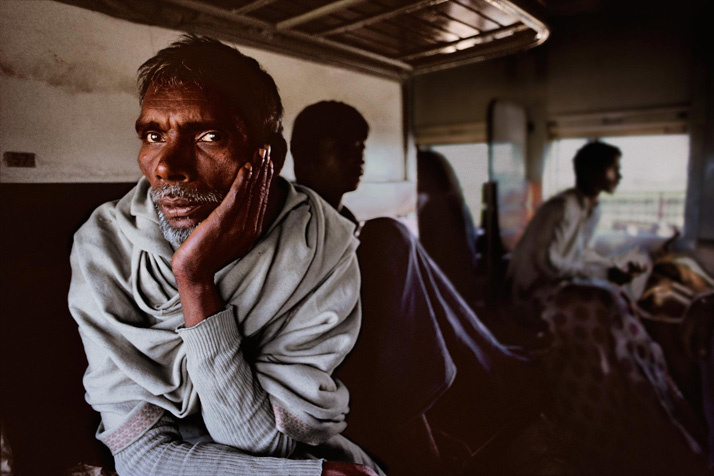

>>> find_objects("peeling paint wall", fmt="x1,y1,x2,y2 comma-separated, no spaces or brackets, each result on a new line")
0,1,408,217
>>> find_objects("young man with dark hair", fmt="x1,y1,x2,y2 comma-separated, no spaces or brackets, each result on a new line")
292,101,368,223
291,101,541,476
508,144,708,475
69,36,379,476
507,140,645,311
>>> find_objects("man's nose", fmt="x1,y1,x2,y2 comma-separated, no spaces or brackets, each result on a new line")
155,140,195,183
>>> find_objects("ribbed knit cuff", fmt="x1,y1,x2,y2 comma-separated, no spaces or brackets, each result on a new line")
177,305,242,355
277,458,324,476
114,413,325,476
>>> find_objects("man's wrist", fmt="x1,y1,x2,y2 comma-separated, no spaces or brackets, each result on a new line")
176,276,224,327
177,306,241,352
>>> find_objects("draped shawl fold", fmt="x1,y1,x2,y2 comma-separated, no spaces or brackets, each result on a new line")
69,177,361,442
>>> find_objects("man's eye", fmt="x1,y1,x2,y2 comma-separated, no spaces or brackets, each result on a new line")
199,132,222,143
145,132,162,143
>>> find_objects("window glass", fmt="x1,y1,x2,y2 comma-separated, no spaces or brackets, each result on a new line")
542,138,587,198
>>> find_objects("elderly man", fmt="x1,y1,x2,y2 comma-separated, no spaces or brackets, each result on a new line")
69,36,379,476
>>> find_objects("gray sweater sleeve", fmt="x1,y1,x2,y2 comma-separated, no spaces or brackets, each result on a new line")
114,413,322,476
177,306,295,456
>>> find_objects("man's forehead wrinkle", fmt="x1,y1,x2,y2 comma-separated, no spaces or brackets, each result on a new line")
141,95,214,107
144,98,214,103
146,79,204,96
142,91,232,115
144,80,236,105
136,113,225,132
139,99,224,123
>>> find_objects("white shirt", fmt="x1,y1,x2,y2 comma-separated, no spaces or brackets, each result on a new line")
507,188,612,306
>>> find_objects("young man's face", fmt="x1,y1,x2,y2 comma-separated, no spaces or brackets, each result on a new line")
597,154,622,194
136,86,252,232
316,135,366,194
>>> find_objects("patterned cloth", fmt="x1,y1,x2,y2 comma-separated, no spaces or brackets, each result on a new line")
540,282,707,475
336,216,540,474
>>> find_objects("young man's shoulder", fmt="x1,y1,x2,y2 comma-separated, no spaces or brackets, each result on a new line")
539,188,585,216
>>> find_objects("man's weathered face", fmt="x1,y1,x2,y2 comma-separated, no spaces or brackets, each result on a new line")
136,85,251,243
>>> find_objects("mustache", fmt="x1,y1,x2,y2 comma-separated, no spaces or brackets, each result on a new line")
150,184,224,204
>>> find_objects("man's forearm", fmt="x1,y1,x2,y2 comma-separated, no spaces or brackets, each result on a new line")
178,306,294,456
114,414,320,476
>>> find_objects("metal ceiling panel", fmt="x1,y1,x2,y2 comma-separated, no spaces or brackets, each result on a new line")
55,0,549,80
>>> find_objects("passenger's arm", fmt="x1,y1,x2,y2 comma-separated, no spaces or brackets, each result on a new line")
254,249,360,445
580,210,617,279
177,306,295,455
171,148,274,328
170,151,356,452
167,150,295,452
114,412,376,476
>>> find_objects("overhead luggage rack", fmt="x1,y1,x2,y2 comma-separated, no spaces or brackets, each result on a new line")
57,0,549,79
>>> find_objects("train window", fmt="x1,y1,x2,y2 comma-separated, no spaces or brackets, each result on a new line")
543,134,689,238
430,143,490,223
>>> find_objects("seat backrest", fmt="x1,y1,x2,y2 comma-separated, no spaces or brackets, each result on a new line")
0,182,134,475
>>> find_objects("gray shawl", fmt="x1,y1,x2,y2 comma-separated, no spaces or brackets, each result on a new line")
69,177,361,440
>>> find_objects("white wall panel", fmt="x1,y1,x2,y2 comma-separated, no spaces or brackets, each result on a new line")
0,1,410,218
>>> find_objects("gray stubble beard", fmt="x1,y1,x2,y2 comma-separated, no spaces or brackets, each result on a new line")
150,184,224,247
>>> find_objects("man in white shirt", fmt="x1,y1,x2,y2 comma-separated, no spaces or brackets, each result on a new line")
507,141,645,314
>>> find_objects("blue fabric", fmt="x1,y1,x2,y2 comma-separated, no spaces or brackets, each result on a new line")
336,217,533,432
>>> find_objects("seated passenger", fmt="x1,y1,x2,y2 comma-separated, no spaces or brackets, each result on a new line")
69,36,380,476
417,149,483,311
291,101,543,475
503,144,708,472
507,141,646,317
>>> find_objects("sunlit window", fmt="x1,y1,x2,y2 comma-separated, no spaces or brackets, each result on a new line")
542,134,689,237
430,143,489,225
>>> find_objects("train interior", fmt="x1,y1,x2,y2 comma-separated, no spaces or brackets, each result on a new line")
1,0,713,474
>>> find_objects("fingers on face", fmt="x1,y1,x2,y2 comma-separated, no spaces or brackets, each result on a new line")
253,145,273,232
225,161,252,209
223,146,273,231
240,146,271,230
257,148,273,231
